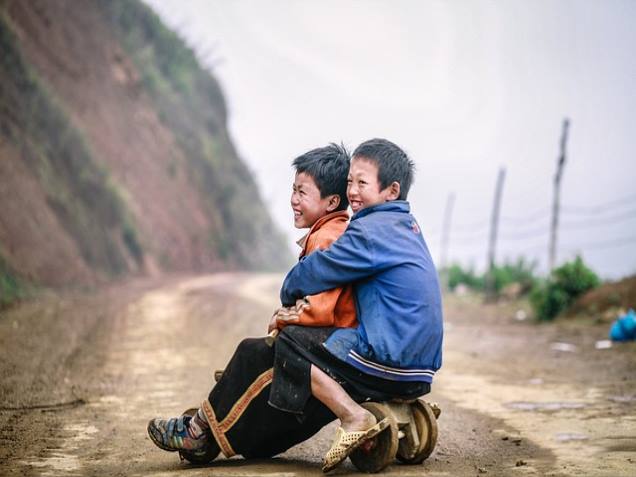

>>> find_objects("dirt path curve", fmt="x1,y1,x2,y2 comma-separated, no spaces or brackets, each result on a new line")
1,273,634,476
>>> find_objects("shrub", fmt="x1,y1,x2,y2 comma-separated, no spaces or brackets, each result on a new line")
530,256,600,321
444,258,537,295
445,263,484,291
487,257,538,294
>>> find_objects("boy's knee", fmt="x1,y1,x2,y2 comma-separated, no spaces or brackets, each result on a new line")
233,337,273,366
236,337,266,354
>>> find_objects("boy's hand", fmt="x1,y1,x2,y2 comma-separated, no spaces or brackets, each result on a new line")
267,313,279,334
269,298,311,332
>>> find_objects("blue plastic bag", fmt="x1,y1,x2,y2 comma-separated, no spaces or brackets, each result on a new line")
609,309,636,342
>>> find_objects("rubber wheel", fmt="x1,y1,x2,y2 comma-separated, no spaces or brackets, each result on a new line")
349,402,399,473
177,408,220,465
396,399,438,464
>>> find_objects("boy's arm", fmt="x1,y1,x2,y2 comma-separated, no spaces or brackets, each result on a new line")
276,289,339,328
276,224,351,329
280,221,375,306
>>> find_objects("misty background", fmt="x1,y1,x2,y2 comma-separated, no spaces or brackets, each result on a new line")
144,0,636,279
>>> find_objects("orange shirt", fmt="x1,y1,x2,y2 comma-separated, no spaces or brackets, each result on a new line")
278,210,357,329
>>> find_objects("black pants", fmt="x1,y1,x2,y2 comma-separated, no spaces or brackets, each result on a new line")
206,336,335,458
270,326,430,412
205,326,429,458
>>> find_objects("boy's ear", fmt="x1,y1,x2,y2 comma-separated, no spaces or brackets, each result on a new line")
326,194,341,212
386,181,401,201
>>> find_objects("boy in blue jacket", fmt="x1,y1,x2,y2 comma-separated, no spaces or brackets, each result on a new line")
279,138,444,472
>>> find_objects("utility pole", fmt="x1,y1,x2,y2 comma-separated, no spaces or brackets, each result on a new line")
549,118,570,272
439,192,455,292
486,167,506,300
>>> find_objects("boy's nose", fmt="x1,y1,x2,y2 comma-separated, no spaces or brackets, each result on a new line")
290,192,300,205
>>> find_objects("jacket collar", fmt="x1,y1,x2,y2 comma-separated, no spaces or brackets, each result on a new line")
351,200,410,221
296,210,350,254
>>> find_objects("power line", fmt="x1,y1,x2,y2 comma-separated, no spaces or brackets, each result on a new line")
439,191,636,233
434,206,636,241
451,233,636,255
562,191,636,215
561,208,636,228
561,234,636,251
451,218,490,232
500,207,550,225
498,207,636,239
500,226,550,241
429,191,636,248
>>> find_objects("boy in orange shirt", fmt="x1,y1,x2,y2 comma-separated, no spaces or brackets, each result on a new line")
269,145,356,331
148,143,356,462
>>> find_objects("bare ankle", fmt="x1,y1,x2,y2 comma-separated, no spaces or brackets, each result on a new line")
341,407,376,432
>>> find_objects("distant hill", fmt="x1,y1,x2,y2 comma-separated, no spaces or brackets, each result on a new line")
0,0,291,303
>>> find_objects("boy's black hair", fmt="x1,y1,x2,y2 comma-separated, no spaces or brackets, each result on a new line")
352,138,415,200
292,143,350,211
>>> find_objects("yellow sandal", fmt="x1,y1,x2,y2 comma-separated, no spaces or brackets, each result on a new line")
322,418,390,473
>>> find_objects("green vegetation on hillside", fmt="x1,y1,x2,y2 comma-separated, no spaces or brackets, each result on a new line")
0,14,143,278
98,0,290,270
0,253,30,309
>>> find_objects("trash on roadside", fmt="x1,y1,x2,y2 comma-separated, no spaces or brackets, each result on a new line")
505,401,585,411
550,342,577,353
609,309,636,342
515,309,527,321
454,283,468,296
555,432,588,442
608,394,636,403
595,340,613,350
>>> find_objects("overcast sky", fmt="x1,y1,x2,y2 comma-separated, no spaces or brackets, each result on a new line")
144,0,635,279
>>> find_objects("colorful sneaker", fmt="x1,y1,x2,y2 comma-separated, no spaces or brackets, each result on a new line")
147,415,208,452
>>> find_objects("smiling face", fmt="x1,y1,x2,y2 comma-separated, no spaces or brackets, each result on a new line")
347,157,400,213
290,172,339,228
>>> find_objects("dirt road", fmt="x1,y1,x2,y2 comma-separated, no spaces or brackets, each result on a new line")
1,273,635,476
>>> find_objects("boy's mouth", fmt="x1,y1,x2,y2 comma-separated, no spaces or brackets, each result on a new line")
293,209,302,218
349,201,362,212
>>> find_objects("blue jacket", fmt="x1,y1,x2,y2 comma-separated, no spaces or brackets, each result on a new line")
281,201,443,383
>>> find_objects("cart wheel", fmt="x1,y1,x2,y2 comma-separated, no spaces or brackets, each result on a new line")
396,399,438,464
349,402,399,473
177,408,220,465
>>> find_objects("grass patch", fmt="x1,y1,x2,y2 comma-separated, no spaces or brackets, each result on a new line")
0,255,32,309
